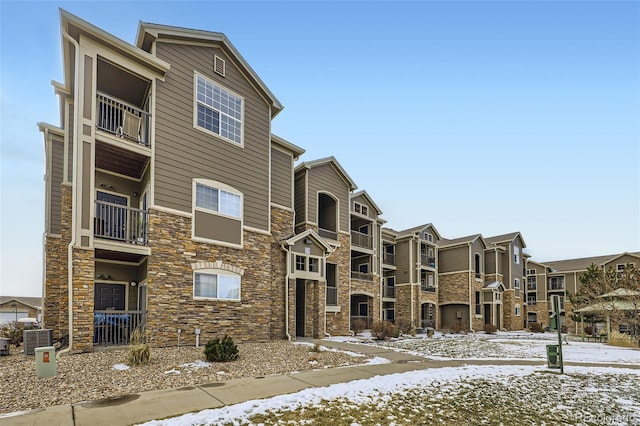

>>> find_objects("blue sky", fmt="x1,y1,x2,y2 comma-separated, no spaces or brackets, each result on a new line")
1,1,639,297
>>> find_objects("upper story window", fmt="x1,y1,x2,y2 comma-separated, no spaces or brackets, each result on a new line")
196,182,241,219
354,202,368,216
474,253,481,278
195,73,243,144
527,269,536,275
423,232,433,242
514,246,520,264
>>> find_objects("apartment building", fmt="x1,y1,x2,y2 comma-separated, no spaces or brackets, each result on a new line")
525,252,640,333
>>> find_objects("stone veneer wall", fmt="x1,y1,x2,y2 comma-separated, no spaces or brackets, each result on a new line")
564,301,576,333
416,290,438,329
145,209,282,347
324,232,351,336
471,274,485,331
71,246,95,352
350,277,381,327
394,284,416,328
502,289,517,331
526,301,549,328
438,272,471,305
44,183,71,340
269,206,294,340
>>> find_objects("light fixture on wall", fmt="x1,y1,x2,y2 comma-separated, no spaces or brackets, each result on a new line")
130,281,137,287
133,192,139,197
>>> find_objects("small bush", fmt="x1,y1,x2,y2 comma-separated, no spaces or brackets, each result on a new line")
126,327,150,366
450,322,463,334
351,319,366,336
608,331,639,348
204,335,239,362
584,325,594,336
529,322,544,333
371,321,397,340
560,325,568,334
484,324,497,334
396,320,415,336
1,322,25,346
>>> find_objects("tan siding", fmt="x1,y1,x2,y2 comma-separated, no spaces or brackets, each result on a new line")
439,246,469,273
294,174,306,224
153,42,271,231
194,210,242,245
307,164,350,232
67,104,74,182
396,239,411,283
605,255,639,269
352,194,373,219
83,55,92,120
81,141,91,231
485,251,496,274
50,138,65,235
270,147,292,208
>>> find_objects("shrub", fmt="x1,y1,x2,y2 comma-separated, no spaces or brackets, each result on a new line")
608,331,639,348
584,325,594,336
204,335,239,362
1,321,25,346
396,320,415,336
351,319,366,336
560,325,568,334
450,322,463,334
484,324,497,334
529,322,544,333
371,321,397,340
126,327,151,366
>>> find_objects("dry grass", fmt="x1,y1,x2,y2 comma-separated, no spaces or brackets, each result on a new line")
608,331,639,348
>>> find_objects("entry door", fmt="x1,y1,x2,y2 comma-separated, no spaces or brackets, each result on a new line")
484,304,491,325
95,283,126,310
96,191,128,240
295,279,305,337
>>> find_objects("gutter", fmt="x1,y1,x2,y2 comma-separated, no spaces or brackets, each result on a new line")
58,29,79,357
468,242,475,333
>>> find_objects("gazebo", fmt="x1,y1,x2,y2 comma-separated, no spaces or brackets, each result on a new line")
574,288,640,341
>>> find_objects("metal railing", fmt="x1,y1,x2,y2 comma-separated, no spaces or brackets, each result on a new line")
420,255,436,268
421,319,436,329
94,200,149,245
421,281,436,292
351,271,374,281
318,228,338,241
383,285,395,298
326,286,337,305
94,310,144,346
382,252,396,265
96,92,150,146
350,316,373,330
351,230,372,249
548,282,565,291
527,283,537,291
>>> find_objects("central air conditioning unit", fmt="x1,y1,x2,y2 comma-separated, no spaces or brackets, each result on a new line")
23,329,53,355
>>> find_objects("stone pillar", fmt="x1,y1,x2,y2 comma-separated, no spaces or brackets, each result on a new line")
71,246,95,352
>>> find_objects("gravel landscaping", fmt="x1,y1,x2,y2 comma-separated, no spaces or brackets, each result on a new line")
0,341,370,415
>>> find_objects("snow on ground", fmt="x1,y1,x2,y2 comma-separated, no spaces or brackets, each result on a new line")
140,332,639,425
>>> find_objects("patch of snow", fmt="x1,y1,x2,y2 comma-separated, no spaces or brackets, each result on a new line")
112,363,130,371
180,360,210,369
164,369,181,375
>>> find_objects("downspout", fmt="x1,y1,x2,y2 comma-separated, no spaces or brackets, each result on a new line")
58,30,80,357
468,242,475,333
323,251,331,338
409,235,415,327
282,244,292,341
41,129,49,327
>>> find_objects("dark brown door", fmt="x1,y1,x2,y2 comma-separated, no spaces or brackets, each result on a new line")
95,283,125,310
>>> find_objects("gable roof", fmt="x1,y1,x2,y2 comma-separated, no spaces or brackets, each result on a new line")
295,156,357,191
281,229,334,253
271,134,305,160
485,232,526,249
439,233,486,249
136,21,283,117
0,296,43,310
350,190,383,216
543,252,640,273
396,223,442,240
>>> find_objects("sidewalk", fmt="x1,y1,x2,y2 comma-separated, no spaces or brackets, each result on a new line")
1,339,637,426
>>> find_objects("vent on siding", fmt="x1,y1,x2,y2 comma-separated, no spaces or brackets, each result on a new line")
214,55,226,77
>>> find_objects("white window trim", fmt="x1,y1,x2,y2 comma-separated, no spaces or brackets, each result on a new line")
193,71,245,147
515,304,521,316
193,269,241,301
527,269,536,275
514,278,520,288
191,178,243,247
616,263,626,272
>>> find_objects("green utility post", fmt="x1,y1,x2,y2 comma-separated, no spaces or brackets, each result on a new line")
549,295,564,374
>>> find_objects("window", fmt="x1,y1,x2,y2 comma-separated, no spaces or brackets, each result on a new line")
527,294,537,306
514,278,520,289
308,257,319,273
475,291,482,315
514,246,520,264
617,264,627,272
515,304,521,316
295,255,305,271
195,73,243,144
549,276,565,290
474,253,481,278
326,263,337,305
194,271,240,300
527,269,536,275
527,275,537,291
354,202,368,216
359,263,369,273
196,182,241,219
424,232,433,242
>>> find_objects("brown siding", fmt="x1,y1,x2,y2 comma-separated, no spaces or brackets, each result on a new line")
194,210,242,245
605,255,640,270
81,141,91,232
307,164,350,232
50,137,65,235
270,147,292,208
439,245,469,273
470,239,484,274
395,239,411,283
294,174,306,225
153,42,271,231
352,194,373,219
83,55,92,120
67,104,74,182
485,250,496,274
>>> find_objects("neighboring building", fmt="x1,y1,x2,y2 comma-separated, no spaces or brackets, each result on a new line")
0,297,43,325
525,252,640,333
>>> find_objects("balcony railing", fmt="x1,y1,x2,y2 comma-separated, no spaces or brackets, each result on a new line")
351,230,373,249
421,319,436,329
318,228,338,241
96,92,150,147
94,310,145,346
421,282,436,292
420,255,436,268
350,316,373,330
548,282,565,291
351,271,374,281
95,201,149,245
326,286,337,305
383,252,396,266
527,284,537,291
383,285,395,298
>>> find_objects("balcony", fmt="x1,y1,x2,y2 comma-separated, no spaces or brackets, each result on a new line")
350,316,373,330
548,282,565,291
351,230,373,249
95,201,149,245
326,286,337,306
318,228,338,241
383,285,395,298
351,271,374,281
96,93,150,147
527,283,537,291
94,310,144,346
421,283,436,292
421,255,436,268
382,252,396,266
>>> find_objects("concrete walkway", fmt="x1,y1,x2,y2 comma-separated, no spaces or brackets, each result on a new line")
1,339,638,426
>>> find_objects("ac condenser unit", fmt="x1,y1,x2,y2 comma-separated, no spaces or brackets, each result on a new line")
23,329,53,355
